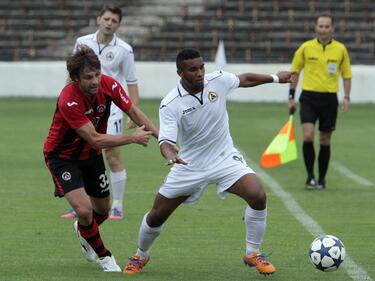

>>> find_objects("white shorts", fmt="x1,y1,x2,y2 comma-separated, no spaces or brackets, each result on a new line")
107,103,124,135
106,117,123,135
159,150,255,204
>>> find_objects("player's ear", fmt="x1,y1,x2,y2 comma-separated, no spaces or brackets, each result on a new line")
96,16,101,25
177,69,183,78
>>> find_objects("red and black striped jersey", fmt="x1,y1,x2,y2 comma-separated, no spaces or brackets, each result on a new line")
43,74,132,160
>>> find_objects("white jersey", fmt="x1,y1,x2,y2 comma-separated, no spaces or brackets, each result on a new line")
159,71,240,170
74,31,138,121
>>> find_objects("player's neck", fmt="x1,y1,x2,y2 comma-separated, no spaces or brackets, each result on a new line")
97,32,114,45
181,80,203,95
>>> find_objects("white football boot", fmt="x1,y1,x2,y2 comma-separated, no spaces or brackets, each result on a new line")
73,221,98,262
98,255,121,272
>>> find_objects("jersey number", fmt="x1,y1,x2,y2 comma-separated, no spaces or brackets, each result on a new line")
114,119,122,134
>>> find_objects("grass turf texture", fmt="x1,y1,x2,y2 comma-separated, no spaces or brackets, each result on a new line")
0,98,374,281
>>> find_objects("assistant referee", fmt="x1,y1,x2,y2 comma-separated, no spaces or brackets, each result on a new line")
288,14,352,190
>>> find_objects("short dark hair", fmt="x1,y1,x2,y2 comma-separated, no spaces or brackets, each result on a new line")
176,48,201,70
99,5,122,22
315,14,334,25
66,45,101,81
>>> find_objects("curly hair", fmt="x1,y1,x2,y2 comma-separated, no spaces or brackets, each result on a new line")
176,48,201,70
66,45,101,81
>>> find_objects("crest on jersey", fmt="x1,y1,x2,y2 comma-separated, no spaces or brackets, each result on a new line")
208,91,218,102
97,104,106,113
106,51,114,61
62,172,71,181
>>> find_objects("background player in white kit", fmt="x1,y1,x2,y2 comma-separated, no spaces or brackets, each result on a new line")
62,5,138,219
123,49,292,276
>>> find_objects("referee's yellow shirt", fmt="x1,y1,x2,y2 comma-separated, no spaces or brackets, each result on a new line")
291,38,352,93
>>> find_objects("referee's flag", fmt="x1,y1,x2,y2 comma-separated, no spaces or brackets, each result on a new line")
260,115,297,168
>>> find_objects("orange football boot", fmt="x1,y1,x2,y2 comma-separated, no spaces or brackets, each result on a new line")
243,251,276,275
123,255,149,274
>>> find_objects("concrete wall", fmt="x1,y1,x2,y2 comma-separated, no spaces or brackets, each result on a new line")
0,61,373,103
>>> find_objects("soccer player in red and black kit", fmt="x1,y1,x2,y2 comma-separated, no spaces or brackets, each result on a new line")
43,45,158,272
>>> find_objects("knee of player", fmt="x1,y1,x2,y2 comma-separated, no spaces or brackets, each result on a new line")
75,206,93,222
248,187,267,208
147,210,167,228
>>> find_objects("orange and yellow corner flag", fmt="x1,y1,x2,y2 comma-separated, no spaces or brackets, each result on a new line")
260,115,297,168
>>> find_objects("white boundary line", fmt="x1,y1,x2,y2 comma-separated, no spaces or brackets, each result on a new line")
241,152,373,281
331,161,374,187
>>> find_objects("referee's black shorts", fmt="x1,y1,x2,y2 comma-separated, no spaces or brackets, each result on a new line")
45,151,110,198
299,90,338,132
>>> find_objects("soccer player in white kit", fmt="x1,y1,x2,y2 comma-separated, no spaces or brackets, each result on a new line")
62,5,138,220
124,49,292,276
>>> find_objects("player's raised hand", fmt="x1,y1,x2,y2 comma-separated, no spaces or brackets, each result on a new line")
132,125,152,146
276,71,293,83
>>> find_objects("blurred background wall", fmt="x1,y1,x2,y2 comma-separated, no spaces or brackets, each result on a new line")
0,0,374,101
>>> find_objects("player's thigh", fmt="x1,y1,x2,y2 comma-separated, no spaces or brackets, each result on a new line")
214,151,255,197
45,157,85,197
159,166,209,204
80,154,110,199
227,173,266,209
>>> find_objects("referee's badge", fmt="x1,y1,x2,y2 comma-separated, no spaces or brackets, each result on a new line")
106,51,114,61
208,91,218,102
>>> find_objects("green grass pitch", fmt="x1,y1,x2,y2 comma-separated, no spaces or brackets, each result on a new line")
0,98,374,281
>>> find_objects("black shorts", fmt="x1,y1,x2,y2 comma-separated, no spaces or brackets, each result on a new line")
299,90,338,132
45,151,109,198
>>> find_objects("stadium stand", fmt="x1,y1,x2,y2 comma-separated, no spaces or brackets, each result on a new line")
0,0,374,63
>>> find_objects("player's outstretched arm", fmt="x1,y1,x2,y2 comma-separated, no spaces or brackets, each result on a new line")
126,106,159,139
238,71,292,87
76,123,152,149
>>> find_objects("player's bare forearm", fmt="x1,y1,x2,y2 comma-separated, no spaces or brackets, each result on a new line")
126,106,159,139
127,84,139,106
239,71,292,87
76,123,152,148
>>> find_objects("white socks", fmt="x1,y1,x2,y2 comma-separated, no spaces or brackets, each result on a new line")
245,206,267,255
110,170,127,210
136,213,164,259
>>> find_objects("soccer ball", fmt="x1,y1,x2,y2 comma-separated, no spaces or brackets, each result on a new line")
308,234,346,272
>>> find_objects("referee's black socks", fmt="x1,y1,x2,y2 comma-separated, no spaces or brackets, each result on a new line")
318,144,331,182
303,141,315,180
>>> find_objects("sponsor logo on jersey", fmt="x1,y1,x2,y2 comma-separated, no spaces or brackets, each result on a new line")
97,104,106,113
106,51,114,61
182,106,196,115
208,91,218,102
112,82,118,90
62,171,71,181
67,101,78,107
119,89,130,104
